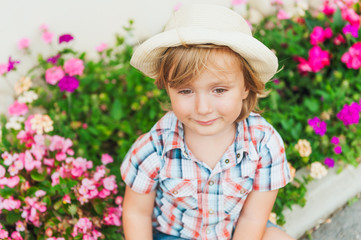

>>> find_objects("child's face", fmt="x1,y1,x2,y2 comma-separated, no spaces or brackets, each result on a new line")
167,50,249,138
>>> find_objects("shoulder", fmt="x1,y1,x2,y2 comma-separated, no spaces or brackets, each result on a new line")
242,112,284,150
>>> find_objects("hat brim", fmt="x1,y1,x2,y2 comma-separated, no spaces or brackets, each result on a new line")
130,27,278,83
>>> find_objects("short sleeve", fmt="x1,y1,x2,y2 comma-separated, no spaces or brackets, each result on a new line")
252,128,291,192
120,133,161,194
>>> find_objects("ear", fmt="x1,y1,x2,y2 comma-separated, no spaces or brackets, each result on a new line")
242,88,250,100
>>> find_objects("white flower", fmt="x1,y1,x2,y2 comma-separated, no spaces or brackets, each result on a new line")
15,76,32,95
295,139,312,157
18,90,38,104
30,114,54,135
310,162,328,179
5,116,25,131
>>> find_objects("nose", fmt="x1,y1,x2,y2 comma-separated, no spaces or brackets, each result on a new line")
195,93,212,115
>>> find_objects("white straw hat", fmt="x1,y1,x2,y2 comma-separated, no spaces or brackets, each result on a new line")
130,4,278,83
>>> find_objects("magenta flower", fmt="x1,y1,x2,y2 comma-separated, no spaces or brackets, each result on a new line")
17,38,30,50
330,136,340,145
8,100,29,116
58,76,79,92
336,101,361,125
47,54,61,65
45,66,65,85
343,24,359,38
8,57,20,71
341,42,361,69
324,157,335,168
296,57,312,75
64,58,84,76
42,31,54,44
308,117,327,136
308,46,330,72
59,34,74,44
334,146,342,154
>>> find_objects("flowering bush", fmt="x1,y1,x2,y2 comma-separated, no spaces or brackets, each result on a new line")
0,21,168,239
252,0,361,223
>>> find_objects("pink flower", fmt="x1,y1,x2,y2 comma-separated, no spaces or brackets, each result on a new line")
334,146,342,154
173,2,182,11
310,26,332,45
11,231,23,240
64,58,84,76
103,175,117,191
271,0,283,5
277,9,290,20
322,1,336,16
0,165,5,178
42,31,54,44
103,207,122,226
341,42,361,69
0,63,8,75
15,221,25,232
96,43,108,52
98,189,111,198
18,38,30,50
7,176,20,188
333,34,346,45
35,190,46,197
63,195,71,204
308,46,330,72
231,0,248,5
101,153,113,165
296,57,312,75
39,24,48,31
0,229,9,239
45,66,65,85
8,100,29,116
51,172,60,186
115,196,123,205
341,8,360,27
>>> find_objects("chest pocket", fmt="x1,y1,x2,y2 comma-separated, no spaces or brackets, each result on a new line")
160,178,198,210
223,177,253,216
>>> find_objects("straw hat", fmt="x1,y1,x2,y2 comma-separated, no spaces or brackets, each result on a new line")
130,4,278,83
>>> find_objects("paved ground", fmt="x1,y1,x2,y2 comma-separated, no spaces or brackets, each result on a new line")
299,194,361,240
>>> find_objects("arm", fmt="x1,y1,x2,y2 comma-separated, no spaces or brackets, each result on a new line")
122,186,156,240
232,189,278,240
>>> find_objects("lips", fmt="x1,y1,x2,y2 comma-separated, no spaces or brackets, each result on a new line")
195,118,218,126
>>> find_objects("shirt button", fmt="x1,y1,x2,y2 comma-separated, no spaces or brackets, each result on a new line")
208,209,214,214
236,153,241,158
240,189,247,194
224,159,230,164
206,228,211,234
172,190,178,195
209,180,215,186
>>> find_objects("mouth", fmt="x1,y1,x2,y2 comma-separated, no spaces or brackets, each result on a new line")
195,118,218,126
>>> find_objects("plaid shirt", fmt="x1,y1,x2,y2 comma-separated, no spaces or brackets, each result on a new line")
121,111,291,240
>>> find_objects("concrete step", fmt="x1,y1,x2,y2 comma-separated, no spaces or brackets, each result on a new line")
283,163,361,239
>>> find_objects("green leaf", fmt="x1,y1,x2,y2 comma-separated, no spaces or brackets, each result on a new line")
332,8,343,29
304,98,319,113
54,200,62,211
110,99,124,120
68,204,77,216
30,170,47,182
6,210,21,224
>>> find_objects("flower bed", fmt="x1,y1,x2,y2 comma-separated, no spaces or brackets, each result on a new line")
1,0,361,238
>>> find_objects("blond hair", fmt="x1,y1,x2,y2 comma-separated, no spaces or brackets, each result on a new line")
156,44,268,121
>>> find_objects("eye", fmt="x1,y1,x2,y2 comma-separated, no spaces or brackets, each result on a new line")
213,88,227,94
178,89,193,95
